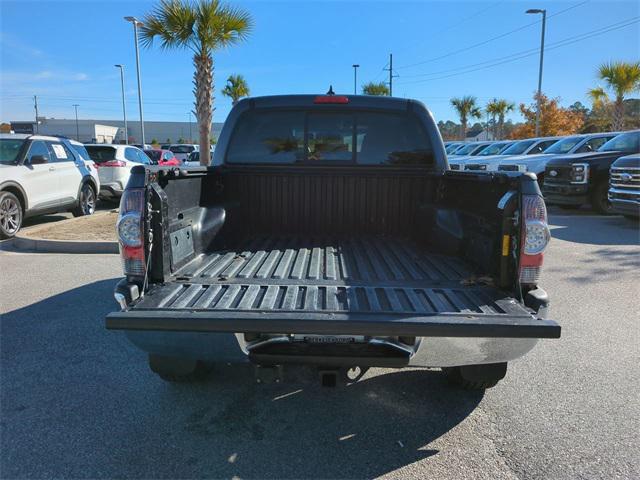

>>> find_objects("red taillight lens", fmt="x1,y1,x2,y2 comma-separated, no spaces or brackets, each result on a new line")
314,95,349,104
103,160,126,167
117,188,146,277
519,195,550,285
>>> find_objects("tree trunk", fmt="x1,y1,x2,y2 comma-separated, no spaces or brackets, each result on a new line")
193,52,213,166
461,117,467,140
498,113,505,140
612,97,625,131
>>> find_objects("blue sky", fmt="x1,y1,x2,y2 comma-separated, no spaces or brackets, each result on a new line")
1,0,638,126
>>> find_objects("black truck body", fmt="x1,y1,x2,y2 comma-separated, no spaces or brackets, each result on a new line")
106,94,559,388
543,130,640,213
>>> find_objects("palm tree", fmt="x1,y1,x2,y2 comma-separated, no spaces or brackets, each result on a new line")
485,99,500,139
451,96,481,140
491,99,515,139
362,82,390,96
140,0,252,165
589,61,640,130
221,74,250,105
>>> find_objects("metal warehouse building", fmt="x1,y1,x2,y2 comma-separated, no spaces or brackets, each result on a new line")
10,118,224,144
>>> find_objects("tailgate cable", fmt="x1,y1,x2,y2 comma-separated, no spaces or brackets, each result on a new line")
141,199,159,297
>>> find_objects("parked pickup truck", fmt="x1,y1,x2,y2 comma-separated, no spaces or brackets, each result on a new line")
543,130,640,214
106,94,560,390
609,154,640,218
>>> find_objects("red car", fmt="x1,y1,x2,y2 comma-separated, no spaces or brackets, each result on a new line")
144,149,181,166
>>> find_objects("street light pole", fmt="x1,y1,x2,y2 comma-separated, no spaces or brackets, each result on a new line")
526,8,546,137
72,104,80,141
187,112,192,142
124,16,146,146
352,64,359,95
114,64,128,144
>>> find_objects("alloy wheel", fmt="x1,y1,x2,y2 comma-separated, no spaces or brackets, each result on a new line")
0,196,21,235
82,185,96,215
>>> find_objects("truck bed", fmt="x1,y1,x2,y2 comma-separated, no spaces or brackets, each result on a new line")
107,235,560,339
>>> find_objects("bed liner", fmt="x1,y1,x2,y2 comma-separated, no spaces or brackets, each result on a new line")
107,235,560,339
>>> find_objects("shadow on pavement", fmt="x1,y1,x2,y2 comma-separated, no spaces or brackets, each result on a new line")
1,279,482,479
549,213,639,246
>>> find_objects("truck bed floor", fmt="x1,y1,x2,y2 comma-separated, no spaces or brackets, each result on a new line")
137,235,524,317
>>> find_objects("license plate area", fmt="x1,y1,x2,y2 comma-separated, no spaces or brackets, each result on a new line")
293,334,366,344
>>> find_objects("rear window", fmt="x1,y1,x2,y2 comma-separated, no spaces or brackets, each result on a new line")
144,150,162,162
69,143,91,161
170,145,195,154
85,146,116,163
226,109,433,166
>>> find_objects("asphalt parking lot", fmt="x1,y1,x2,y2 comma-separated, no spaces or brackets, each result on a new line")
1,210,638,479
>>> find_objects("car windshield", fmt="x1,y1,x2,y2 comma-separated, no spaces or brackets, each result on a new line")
469,144,490,155
477,142,511,156
170,145,195,154
144,150,162,162
543,136,583,154
598,132,640,153
501,140,535,155
85,146,117,163
453,143,477,155
189,151,200,161
0,139,25,164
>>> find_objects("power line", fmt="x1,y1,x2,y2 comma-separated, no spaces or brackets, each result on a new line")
396,0,590,70
400,16,638,80
431,1,505,36
396,16,639,85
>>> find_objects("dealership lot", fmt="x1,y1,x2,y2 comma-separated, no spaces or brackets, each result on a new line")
0,210,638,479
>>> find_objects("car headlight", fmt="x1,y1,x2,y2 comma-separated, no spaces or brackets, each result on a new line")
570,163,589,184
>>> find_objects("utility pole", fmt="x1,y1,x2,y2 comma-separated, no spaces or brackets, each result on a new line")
526,8,547,136
352,64,359,95
384,53,399,96
73,104,80,141
124,16,146,146
33,95,39,133
187,112,192,142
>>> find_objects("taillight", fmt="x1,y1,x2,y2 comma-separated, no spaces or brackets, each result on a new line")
103,160,127,167
117,188,146,277
519,194,550,285
314,95,349,104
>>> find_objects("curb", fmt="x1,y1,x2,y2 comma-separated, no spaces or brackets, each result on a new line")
11,235,119,254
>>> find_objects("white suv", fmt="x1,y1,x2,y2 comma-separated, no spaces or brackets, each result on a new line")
0,134,100,239
84,144,151,201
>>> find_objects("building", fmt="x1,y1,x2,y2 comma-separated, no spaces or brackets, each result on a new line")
9,118,224,144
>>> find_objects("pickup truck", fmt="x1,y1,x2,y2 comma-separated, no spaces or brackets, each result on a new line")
106,94,560,390
543,130,640,214
609,154,640,218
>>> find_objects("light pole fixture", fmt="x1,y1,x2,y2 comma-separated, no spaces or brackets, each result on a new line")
114,64,128,144
124,16,146,146
526,8,546,137
72,104,80,141
352,64,360,95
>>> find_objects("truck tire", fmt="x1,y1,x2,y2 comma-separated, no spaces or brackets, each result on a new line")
72,182,96,217
0,191,23,239
443,362,508,390
148,354,210,383
591,180,612,215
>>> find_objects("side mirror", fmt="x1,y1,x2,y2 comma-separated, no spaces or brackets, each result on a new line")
30,155,48,164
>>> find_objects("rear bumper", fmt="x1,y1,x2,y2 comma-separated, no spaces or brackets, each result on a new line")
543,183,588,205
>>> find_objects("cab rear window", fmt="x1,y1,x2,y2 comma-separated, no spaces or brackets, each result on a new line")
225,109,434,166
85,146,116,163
